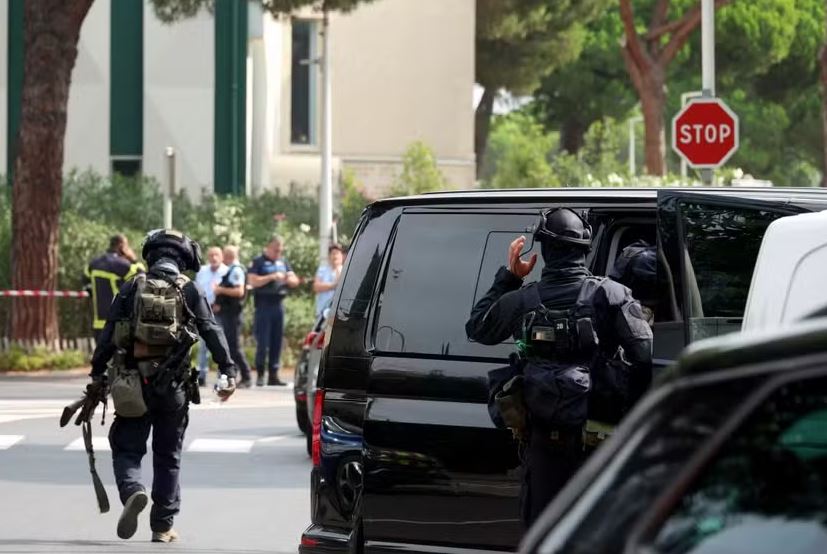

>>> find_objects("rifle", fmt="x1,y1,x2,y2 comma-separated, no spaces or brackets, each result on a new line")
59,380,110,513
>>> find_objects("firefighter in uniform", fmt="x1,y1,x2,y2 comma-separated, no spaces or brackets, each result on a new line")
84,234,145,341
466,208,653,528
90,229,237,543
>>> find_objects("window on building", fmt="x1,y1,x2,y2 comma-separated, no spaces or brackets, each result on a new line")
291,19,317,146
111,157,142,178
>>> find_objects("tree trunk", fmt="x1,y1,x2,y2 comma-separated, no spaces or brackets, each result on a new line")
560,118,586,155
10,0,94,342
474,86,496,178
638,71,667,177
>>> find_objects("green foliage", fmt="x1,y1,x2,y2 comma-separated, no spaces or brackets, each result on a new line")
533,9,636,152
0,179,10,289
484,112,558,188
339,170,370,238
390,142,450,197
476,0,609,92
0,346,86,372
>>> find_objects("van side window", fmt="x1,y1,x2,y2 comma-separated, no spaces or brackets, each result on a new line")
681,203,781,342
648,374,827,554
372,212,537,359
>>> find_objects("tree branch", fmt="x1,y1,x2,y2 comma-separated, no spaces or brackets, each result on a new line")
649,0,670,35
620,43,645,95
619,0,652,73
658,0,732,67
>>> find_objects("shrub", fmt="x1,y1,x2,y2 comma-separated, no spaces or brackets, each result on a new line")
0,346,86,371
390,141,450,196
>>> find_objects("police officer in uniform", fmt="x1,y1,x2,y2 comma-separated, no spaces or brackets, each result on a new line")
90,229,237,543
465,208,652,528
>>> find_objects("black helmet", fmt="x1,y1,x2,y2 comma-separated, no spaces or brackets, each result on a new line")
533,208,592,250
610,240,657,302
141,229,202,272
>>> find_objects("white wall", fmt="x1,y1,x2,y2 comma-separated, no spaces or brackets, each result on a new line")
63,1,110,174
143,5,215,200
0,0,8,176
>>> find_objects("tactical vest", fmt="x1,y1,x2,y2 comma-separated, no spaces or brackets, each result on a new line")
125,273,191,360
215,264,246,316
519,277,632,428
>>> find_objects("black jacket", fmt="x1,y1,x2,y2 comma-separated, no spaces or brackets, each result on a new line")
466,255,653,403
91,262,237,378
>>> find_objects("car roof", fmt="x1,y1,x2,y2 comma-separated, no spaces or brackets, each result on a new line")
666,316,827,380
370,187,827,209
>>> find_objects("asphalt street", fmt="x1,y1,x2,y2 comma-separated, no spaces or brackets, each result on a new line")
0,372,311,554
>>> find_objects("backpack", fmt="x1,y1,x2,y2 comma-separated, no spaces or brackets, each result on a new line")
132,273,191,359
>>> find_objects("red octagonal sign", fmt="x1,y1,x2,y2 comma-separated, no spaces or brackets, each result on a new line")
672,98,739,169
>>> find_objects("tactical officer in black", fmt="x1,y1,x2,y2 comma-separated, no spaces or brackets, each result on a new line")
466,209,653,528
90,229,237,543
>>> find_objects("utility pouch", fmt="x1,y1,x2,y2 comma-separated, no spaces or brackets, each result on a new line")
108,355,147,418
495,375,527,441
188,367,201,405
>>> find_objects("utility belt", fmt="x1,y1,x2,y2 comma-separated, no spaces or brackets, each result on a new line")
534,420,614,450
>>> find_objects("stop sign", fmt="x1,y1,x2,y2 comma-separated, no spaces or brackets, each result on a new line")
671,98,739,168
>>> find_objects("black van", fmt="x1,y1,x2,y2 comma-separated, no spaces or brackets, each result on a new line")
300,188,827,554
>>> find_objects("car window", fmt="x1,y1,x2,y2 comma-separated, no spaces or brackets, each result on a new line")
680,203,783,343
648,375,827,554
373,212,538,359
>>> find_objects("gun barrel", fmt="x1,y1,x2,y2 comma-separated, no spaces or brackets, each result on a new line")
60,397,86,428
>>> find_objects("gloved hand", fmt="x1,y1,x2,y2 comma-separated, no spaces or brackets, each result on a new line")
216,376,236,402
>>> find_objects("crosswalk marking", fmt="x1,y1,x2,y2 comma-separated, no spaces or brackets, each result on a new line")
187,438,255,453
65,436,111,452
0,435,24,450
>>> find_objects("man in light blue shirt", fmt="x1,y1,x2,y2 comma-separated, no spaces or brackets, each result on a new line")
194,247,227,385
313,244,345,316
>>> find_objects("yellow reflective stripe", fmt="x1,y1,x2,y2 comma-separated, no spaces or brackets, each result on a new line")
124,262,144,282
89,269,121,329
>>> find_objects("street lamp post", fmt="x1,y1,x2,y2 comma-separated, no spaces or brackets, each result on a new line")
319,10,334,262
700,0,715,185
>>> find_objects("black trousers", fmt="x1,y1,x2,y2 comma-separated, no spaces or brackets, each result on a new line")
109,381,189,533
520,426,584,528
218,310,252,381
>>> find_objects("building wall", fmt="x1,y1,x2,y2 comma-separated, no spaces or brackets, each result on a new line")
267,0,476,197
143,4,215,201
63,1,110,175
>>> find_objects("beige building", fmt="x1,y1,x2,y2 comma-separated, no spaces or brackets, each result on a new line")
0,0,476,200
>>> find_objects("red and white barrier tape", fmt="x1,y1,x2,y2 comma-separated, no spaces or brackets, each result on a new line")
0,290,89,298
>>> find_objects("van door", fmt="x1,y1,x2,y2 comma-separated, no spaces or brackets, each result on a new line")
656,191,802,363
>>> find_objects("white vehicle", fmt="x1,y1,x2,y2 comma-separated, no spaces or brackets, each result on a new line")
743,210,827,333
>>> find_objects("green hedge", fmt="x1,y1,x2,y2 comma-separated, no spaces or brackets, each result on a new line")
0,347,86,371
0,171,371,366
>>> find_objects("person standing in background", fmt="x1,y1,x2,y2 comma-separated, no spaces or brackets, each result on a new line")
214,245,253,388
312,244,345,316
84,234,145,342
194,247,226,386
247,235,300,386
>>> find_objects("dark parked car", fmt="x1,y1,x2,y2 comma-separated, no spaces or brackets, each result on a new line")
294,303,330,437
520,316,827,554
300,188,827,553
